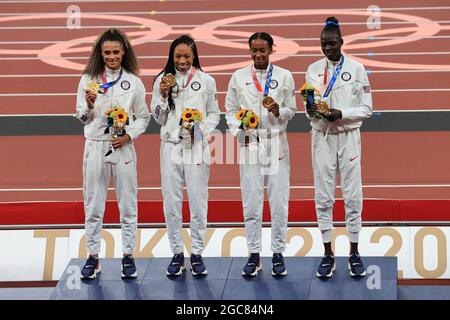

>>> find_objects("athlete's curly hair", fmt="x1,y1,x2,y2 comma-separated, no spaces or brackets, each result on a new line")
83,28,139,77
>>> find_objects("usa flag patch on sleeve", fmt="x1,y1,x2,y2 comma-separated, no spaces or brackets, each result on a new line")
363,86,371,93
154,105,161,118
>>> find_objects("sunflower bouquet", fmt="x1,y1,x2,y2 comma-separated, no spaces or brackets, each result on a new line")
104,106,129,137
179,108,202,131
178,108,203,148
299,83,325,119
299,83,320,100
235,108,259,129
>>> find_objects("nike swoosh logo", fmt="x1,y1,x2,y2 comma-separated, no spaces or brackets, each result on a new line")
245,82,253,85
125,160,133,164
318,73,324,77
350,156,358,162
278,156,285,161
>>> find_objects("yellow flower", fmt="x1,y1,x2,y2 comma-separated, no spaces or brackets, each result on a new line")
106,106,126,117
247,113,259,129
240,110,256,127
299,83,308,92
193,109,203,121
182,108,202,123
300,83,320,100
114,110,128,124
182,108,195,122
236,109,247,120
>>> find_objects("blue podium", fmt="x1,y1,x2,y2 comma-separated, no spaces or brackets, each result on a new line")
50,257,397,300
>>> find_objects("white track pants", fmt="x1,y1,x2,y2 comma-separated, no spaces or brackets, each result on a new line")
160,141,210,255
311,128,363,234
240,148,290,254
83,139,138,255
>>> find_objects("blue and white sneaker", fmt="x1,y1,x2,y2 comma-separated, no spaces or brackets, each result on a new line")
81,255,101,280
271,253,287,276
242,253,261,277
190,254,208,276
166,253,185,276
316,255,335,278
121,255,137,279
348,253,367,277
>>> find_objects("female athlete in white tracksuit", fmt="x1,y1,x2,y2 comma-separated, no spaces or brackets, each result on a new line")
225,32,296,277
306,17,372,278
151,35,220,276
76,29,150,279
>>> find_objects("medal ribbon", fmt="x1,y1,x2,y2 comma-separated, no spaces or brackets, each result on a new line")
252,64,273,96
322,56,344,99
100,68,124,94
182,67,197,88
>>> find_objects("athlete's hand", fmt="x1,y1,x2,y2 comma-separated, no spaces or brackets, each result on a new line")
307,104,318,118
85,90,97,109
112,134,131,149
160,78,170,99
267,102,280,117
323,108,342,122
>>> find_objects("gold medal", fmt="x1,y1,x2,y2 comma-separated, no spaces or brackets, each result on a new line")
86,81,100,94
163,73,177,87
262,96,274,108
318,101,330,114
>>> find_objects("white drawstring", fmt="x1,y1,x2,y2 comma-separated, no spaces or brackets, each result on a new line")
324,124,330,140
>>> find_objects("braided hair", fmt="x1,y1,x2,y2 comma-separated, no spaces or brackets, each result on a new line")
248,32,274,49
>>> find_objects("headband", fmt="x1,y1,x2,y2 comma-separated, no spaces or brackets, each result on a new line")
325,21,339,27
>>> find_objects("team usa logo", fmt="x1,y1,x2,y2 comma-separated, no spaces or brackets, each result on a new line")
120,80,131,90
269,79,278,89
191,81,201,91
341,72,352,81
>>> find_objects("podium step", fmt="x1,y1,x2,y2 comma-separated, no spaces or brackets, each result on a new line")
51,257,397,300
398,286,450,300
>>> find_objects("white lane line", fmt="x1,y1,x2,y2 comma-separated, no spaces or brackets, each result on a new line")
2,109,450,117
1,0,194,2
1,7,450,15
2,51,450,61
0,114,78,117
2,35,450,44
1,184,449,192
370,109,450,112
0,93,76,96
373,89,450,92
1,20,450,30
2,69,450,78
0,74,83,77
1,89,450,97
366,69,450,74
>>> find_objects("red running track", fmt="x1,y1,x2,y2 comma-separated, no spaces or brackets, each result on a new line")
0,0,449,215
1,132,449,202
1,1,450,114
